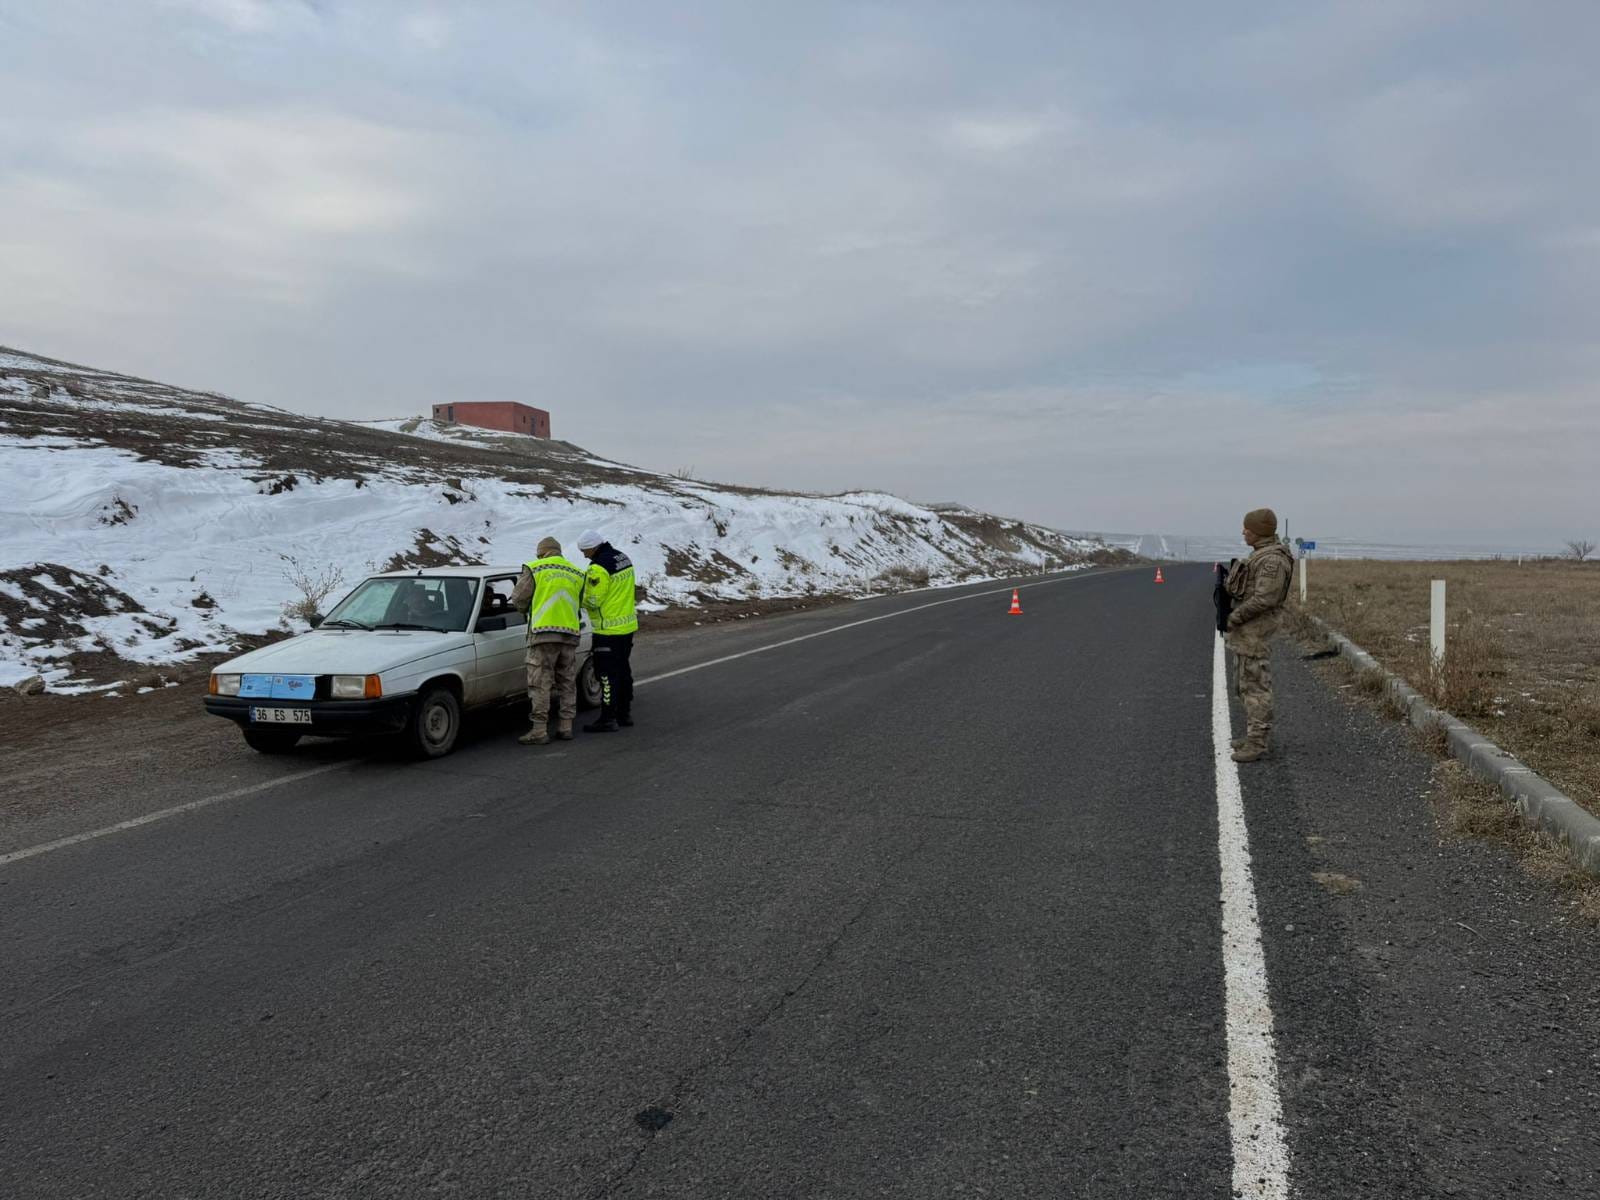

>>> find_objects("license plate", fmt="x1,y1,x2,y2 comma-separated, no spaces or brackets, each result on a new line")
250,707,312,725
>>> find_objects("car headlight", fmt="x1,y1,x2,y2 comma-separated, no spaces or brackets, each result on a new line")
331,674,382,699
210,673,241,696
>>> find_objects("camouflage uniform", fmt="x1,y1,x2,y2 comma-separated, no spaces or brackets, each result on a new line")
1225,541,1295,753
525,641,577,729
510,564,579,736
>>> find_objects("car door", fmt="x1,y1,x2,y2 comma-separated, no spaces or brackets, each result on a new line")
470,574,527,704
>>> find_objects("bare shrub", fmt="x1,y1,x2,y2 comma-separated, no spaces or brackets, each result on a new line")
279,555,346,624
1284,605,1323,641
1416,720,1450,757
1087,545,1138,566
874,564,932,592
1572,697,1600,741
1427,612,1506,717
1567,539,1596,561
1355,666,1387,697
1380,687,1409,721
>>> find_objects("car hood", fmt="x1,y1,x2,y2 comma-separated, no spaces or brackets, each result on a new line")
215,629,474,676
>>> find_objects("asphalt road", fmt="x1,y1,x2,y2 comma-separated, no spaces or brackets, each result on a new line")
3,565,1597,1198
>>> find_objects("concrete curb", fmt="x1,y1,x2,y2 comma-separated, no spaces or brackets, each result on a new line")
1307,616,1600,877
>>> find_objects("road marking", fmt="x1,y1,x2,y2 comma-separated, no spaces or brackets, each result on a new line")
0,763,349,869
1213,633,1293,1197
637,569,1106,687
1,568,1117,868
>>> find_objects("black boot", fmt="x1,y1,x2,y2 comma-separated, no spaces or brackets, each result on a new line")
617,712,634,727
585,716,620,733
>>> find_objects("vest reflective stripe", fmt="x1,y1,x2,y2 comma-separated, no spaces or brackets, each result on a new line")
522,557,584,636
582,553,639,635
529,590,573,626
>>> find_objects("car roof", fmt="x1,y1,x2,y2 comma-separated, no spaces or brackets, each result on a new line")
368,565,524,580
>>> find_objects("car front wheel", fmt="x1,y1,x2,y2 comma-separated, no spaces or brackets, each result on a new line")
242,727,302,754
577,657,603,710
407,684,461,758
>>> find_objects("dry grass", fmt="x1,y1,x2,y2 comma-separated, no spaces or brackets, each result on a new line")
1294,558,1600,818
1429,760,1600,923
873,564,932,592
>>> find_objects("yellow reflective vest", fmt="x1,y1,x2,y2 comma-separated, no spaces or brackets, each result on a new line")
522,556,585,638
582,545,639,635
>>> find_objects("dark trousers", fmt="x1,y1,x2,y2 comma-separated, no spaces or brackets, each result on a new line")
591,632,634,720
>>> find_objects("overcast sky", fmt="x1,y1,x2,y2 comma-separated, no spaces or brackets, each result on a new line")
3,1,1596,544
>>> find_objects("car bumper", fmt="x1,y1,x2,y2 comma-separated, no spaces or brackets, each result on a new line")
203,695,413,735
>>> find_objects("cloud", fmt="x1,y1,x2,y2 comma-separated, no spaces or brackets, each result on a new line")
163,0,319,34
0,0,1596,543
399,11,451,51
946,114,1053,153
82,109,427,236
0,104,442,335
1336,77,1547,231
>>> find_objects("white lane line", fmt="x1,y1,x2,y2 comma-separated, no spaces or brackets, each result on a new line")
1213,633,1293,1197
636,569,1103,687
2,569,1112,868
0,762,349,869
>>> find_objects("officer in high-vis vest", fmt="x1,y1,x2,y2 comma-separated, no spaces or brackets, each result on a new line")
509,536,586,745
575,528,639,732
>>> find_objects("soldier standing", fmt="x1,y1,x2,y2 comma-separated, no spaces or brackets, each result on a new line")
510,536,585,745
1225,508,1295,763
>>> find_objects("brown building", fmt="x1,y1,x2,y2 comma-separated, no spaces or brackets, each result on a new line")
432,401,551,439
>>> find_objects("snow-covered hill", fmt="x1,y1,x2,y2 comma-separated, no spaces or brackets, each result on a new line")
0,346,1124,691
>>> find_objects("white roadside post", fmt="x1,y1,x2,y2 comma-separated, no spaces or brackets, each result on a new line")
1299,552,1307,604
1430,579,1447,673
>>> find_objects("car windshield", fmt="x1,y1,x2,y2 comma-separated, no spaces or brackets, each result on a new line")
323,576,481,634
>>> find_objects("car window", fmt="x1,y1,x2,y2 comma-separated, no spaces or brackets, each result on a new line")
482,575,526,625
324,576,480,633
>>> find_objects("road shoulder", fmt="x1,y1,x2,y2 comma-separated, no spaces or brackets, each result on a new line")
1236,640,1600,1198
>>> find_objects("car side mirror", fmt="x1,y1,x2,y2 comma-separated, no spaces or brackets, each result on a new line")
475,614,509,633
308,613,324,628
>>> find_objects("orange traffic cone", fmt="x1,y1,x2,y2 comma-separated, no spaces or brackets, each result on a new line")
1154,568,1165,584
1007,588,1023,615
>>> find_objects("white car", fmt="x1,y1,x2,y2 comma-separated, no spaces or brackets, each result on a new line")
204,565,602,757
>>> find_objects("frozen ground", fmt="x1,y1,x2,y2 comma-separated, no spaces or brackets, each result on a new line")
1,346,1122,691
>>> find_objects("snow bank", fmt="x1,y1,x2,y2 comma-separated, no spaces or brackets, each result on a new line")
0,346,1111,690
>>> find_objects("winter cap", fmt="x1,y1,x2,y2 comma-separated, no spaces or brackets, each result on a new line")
536,536,562,558
1243,508,1278,538
576,529,605,550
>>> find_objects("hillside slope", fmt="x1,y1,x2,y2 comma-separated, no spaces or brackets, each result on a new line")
0,346,1123,691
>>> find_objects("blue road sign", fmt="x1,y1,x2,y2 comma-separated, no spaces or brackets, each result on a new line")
1300,540,1316,551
